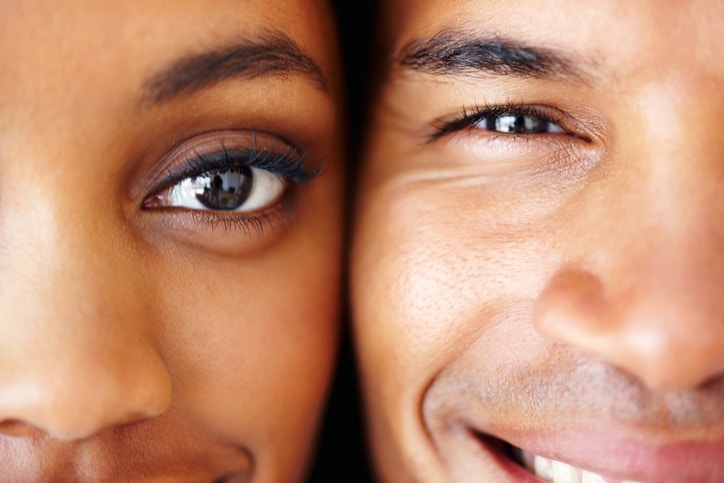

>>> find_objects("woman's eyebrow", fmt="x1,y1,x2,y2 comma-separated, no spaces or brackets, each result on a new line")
141,31,329,105
392,28,595,83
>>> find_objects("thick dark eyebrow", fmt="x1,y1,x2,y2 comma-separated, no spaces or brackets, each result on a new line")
394,29,593,83
141,31,329,105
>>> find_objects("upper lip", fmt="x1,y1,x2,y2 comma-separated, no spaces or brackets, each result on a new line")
472,425,724,483
422,337,724,483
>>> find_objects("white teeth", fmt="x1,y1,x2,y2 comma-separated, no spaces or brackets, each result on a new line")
552,459,581,483
534,455,553,481
581,470,605,483
522,452,646,483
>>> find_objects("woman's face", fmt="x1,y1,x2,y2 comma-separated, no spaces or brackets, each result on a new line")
0,1,343,481
352,0,724,482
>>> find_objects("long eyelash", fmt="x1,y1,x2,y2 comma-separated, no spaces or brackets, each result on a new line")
429,101,563,142
165,144,321,191
150,134,321,195
227,135,323,183
188,196,297,237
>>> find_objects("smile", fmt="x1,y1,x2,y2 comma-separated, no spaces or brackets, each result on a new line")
470,428,724,483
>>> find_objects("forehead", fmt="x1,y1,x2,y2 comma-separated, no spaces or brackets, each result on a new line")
0,0,338,132
0,0,337,82
0,0,333,39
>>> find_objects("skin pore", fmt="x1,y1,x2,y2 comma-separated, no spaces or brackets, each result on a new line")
0,1,343,481
351,1,724,482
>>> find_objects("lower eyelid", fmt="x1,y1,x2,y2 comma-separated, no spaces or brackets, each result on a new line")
140,187,301,251
186,192,299,239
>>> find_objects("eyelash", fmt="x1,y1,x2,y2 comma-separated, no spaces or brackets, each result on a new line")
430,102,582,142
143,140,321,236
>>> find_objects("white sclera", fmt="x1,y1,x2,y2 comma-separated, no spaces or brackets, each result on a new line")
167,167,284,211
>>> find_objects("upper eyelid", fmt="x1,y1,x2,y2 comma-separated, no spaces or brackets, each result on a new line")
174,147,314,182
149,131,319,185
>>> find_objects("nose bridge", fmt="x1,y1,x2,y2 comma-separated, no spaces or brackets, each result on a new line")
614,101,724,389
0,178,129,333
535,89,724,391
0,181,171,439
609,79,724,315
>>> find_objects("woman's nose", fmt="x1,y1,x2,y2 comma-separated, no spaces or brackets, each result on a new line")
0,340,172,440
0,198,172,440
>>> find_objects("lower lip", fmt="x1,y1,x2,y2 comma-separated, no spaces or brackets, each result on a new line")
472,428,724,483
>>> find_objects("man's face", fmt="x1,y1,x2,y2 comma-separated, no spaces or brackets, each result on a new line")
351,0,724,481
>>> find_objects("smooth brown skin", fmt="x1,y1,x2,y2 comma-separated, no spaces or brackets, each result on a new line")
351,1,724,482
0,1,343,481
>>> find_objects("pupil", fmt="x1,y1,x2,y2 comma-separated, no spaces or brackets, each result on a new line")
490,115,527,133
195,166,253,210
514,115,526,131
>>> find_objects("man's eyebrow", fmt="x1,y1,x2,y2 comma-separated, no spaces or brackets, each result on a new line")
393,29,594,83
141,31,329,105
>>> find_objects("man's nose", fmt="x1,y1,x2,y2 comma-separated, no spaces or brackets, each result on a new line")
0,197,172,440
533,261,724,391
533,90,724,392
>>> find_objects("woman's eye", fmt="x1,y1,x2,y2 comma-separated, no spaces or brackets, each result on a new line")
161,166,285,212
474,113,564,134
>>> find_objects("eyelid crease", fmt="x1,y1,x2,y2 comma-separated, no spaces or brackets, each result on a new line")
145,131,322,195
188,144,320,184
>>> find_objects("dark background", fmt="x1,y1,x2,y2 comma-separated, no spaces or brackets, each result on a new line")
307,2,378,482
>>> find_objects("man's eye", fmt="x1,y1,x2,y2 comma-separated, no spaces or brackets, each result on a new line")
430,106,572,141
161,166,284,212
474,114,565,134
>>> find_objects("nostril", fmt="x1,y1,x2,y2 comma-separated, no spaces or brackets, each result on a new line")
532,268,607,342
115,411,155,428
0,419,43,437
0,365,171,440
